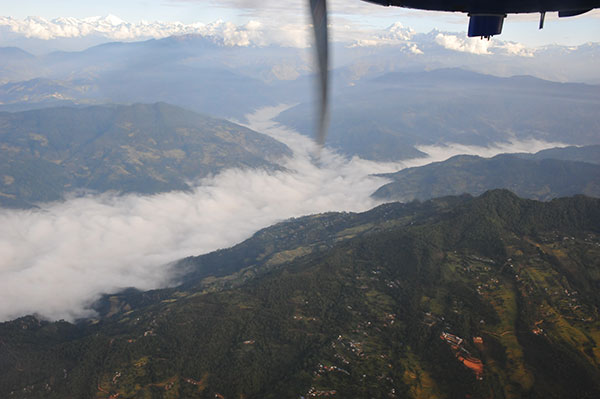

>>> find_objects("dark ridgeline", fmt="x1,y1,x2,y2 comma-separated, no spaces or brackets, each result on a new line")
373,147,600,202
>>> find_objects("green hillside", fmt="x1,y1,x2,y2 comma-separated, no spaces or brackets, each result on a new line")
1,190,599,398
0,103,291,208
373,153,600,202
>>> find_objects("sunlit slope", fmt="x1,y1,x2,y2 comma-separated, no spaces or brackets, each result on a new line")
277,69,600,161
1,190,599,398
0,103,291,208
373,151,600,202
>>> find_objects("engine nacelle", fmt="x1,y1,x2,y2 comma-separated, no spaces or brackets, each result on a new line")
468,14,506,38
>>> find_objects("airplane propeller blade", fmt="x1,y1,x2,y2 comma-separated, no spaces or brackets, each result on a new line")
309,0,329,146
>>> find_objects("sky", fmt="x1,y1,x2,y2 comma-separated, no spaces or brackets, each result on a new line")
2,0,599,47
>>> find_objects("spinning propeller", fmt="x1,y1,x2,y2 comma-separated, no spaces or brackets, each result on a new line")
308,0,330,147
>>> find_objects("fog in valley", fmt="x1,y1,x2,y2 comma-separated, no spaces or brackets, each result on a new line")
0,104,569,322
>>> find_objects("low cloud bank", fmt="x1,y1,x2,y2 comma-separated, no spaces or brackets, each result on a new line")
0,15,541,56
431,32,536,57
0,15,270,46
0,106,400,322
408,139,568,168
0,106,566,322
0,15,307,48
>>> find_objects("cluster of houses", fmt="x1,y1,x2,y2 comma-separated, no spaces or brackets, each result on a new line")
316,363,350,376
305,387,337,397
440,332,484,380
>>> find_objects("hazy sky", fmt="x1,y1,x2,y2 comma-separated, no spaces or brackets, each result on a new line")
2,0,600,47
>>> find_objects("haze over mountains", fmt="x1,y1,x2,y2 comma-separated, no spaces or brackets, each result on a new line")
2,32,597,165
1,15,599,81
519,144,600,165
277,68,600,160
1,28,600,118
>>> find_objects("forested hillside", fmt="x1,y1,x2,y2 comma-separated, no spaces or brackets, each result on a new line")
0,103,290,207
1,190,599,398
373,153,600,202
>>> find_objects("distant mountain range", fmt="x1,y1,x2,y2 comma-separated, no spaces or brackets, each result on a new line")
1,17,599,82
0,31,599,118
373,145,600,202
0,103,291,208
1,190,599,398
0,37,311,118
516,144,600,165
277,69,600,161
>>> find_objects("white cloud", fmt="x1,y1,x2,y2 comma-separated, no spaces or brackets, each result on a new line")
349,22,422,51
406,139,569,168
0,15,269,46
343,23,538,57
201,19,264,46
434,32,492,55
0,14,315,49
494,41,535,57
386,22,416,41
432,32,539,56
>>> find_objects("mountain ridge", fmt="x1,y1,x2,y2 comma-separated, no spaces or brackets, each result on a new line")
276,68,600,161
1,190,599,398
373,149,600,202
0,102,291,208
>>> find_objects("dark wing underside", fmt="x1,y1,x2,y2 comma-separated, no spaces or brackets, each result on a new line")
365,0,600,14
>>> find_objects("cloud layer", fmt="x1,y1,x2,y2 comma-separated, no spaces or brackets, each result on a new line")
0,105,569,322
433,32,536,56
0,14,540,56
0,15,270,46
